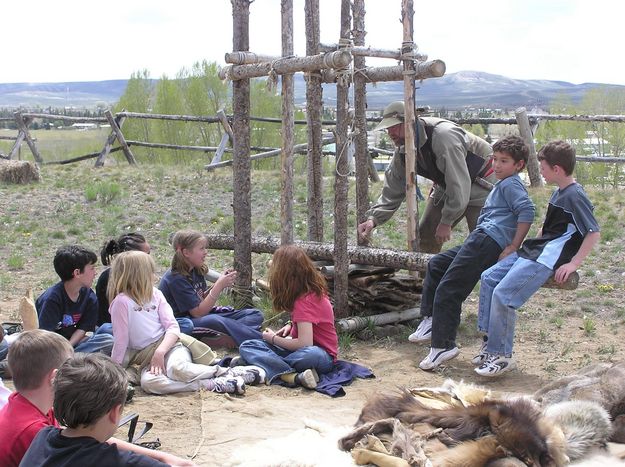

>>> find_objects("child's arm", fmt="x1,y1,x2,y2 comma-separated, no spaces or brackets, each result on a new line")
108,437,196,466
189,270,237,317
67,329,87,347
151,290,181,375
499,222,532,260
110,297,130,365
553,231,601,283
264,321,313,351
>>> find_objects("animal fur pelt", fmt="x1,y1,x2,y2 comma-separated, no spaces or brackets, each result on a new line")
342,389,568,466
0,160,41,184
543,400,612,461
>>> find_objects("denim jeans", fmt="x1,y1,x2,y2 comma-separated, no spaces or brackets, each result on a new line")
239,339,334,384
191,308,263,346
478,253,553,357
0,339,7,361
423,231,502,349
96,317,194,336
74,333,115,356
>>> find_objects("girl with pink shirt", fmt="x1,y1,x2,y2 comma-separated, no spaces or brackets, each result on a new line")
108,251,265,395
239,245,338,389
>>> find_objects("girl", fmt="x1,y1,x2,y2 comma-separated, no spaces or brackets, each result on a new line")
108,251,265,395
239,245,338,389
159,230,264,346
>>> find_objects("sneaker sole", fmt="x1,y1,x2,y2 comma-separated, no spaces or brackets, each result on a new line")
408,332,432,344
474,361,516,377
419,348,460,371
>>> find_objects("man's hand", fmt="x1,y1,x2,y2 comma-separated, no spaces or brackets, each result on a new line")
554,262,577,284
357,219,376,243
499,245,517,261
435,223,452,245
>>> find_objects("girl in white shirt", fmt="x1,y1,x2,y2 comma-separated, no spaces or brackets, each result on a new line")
108,251,264,395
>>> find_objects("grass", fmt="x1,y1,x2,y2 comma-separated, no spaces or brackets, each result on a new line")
7,254,25,270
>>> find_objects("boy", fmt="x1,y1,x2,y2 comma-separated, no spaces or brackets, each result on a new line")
414,135,536,370
475,140,600,377
36,245,114,354
22,353,168,466
0,330,193,467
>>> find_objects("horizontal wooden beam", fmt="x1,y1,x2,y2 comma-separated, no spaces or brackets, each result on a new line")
224,51,280,64
21,113,107,122
117,111,220,123
319,43,428,61
320,60,446,83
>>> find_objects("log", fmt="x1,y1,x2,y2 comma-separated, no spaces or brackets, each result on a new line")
218,50,352,80
576,156,625,163
336,308,421,332
117,111,220,123
319,43,428,62
333,0,352,318
320,61,445,83
515,107,543,187
305,0,324,242
22,113,107,123
402,0,419,252
211,133,230,164
0,136,18,141
224,51,281,64
216,109,234,141
104,110,136,165
52,146,124,165
96,114,126,167
281,0,295,245
13,114,42,163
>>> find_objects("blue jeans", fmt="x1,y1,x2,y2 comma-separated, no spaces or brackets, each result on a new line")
0,339,8,361
74,333,115,355
478,253,553,357
423,231,502,349
239,339,334,383
95,317,194,336
191,308,263,346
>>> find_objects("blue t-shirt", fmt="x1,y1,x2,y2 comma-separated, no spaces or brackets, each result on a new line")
474,174,535,249
159,269,206,319
519,182,600,269
36,282,98,340
21,426,168,467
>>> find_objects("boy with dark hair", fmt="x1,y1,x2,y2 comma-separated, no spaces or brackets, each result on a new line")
414,135,536,370
0,330,194,467
475,140,600,377
22,354,169,466
36,245,114,354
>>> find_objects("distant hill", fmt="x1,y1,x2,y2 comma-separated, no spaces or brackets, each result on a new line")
1,71,623,110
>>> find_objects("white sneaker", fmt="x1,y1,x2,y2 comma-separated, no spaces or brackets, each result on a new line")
474,354,516,377
408,316,432,343
228,365,267,385
419,347,460,371
471,336,489,366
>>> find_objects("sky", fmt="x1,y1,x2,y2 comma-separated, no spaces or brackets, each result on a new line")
2,0,624,85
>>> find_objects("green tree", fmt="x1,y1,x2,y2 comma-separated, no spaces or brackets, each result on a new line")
153,75,186,162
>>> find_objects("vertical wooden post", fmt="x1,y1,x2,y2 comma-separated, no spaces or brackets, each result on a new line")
12,113,42,163
104,110,136,165
333,0,352,318
515,107,543,187
281,0,295,245
232,0,253,298
305,0,324,242
353,0,372,246
95,113,126,167
401,0,419,252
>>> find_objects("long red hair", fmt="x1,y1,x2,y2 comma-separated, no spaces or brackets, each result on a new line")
268,245,327,312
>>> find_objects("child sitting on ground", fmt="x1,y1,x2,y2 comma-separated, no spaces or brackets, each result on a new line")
413,135,536,370
109,250,264,395
159,230,264,347
36,245,114,355
0,330,192,466
21,353,171,466
475,140,600,377
239,245,338,389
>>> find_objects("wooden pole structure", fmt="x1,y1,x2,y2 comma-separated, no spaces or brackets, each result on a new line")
224,52,280,64
219,51,352,80
515,107,543,187
211,109,234,165
95,113,126,167
305,0,324,242
353,0,371,246
319,43,428,61
320,61,445,83
104,110,136,165
231,0,254,302
281,0,295,245
401,0,419,252
333,0,352,318
11,113,42,163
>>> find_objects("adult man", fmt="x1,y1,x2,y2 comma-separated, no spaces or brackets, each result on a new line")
358,101,495,253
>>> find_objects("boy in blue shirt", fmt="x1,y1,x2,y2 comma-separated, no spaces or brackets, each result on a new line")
475,140,600,377
36,245,114,355
413,135,536,370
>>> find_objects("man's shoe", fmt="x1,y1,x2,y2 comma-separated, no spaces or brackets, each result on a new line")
419,347,460,371
408,316,432,343
474,354,516,377
471,336,489,366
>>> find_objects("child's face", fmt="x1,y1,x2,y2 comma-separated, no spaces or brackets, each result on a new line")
493,151,524,180
539,159,558,183
75,263,97,288
183,239,207,269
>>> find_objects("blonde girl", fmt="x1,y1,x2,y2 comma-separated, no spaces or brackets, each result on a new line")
108,251,264,395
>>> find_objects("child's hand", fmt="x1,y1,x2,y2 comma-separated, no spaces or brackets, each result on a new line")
149,350,166,376
275,322,292,337
499,245,517,260
262,328,276,343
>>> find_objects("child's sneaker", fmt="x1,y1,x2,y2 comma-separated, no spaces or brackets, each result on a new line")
408,316,432,343
228,365,267,385
418,346,460,371
474,354,516,377
295,368,319,389
204,375,246,394
228,356,246,368
471,336,489,366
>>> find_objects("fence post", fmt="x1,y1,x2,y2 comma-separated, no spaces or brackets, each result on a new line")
96,113,127,167
515,107,543,187
104,110,136,165
11,113,42,163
